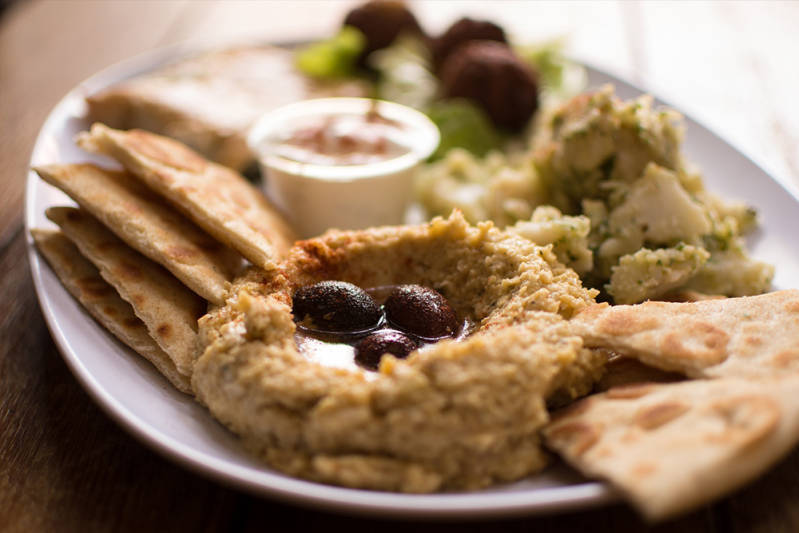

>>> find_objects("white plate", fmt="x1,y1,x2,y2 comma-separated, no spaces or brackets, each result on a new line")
24,45,799,519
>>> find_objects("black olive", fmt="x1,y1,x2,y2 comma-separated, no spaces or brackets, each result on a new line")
384,284,459,340
293,281,382,333
355,329,418,370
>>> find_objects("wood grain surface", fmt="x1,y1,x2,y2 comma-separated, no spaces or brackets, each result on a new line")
2,1,798,531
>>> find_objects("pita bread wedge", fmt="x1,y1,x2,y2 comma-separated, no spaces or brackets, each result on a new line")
32,229,191,393
77,123,296,270
46,206,205,377
85,45,369,171
571,290,799,378
543,377,799,521
35,163,241,304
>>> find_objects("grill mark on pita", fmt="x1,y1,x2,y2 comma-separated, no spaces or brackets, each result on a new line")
593,445,614,459
620,432,641,445
77,276,113,297
631,462,657,478
785,301,799,313
739,323,764,350
772,350,799,368
230,189,251,210
122,199,143,214
602,309,659,336
157,323,171,339
606,383,654,399
167,245,199,262
742,335,764,349
662,322,728,365
634,402,690,430
706,396,779,449
155,168,178,186
128,129,207,173
118,261,143,280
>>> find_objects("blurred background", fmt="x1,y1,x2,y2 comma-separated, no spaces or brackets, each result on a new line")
1,0,797,240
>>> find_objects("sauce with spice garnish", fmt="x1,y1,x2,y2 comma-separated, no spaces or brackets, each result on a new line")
271,111,410,166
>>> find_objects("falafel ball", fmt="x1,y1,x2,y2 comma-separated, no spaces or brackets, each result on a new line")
343,0,424,59
440,41,539,132
432,17,507,71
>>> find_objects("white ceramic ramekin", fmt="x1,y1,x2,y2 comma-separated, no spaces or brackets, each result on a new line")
248,97,439,238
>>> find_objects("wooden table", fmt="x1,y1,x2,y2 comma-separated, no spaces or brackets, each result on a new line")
2,1,798,531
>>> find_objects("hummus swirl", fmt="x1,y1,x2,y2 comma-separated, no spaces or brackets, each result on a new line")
193,212,603,491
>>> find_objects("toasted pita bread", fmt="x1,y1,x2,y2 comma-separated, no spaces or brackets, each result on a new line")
32,229,191,393
77,123,296,270
85,45,369,172
543,377,799,521
47,207,205,377
571,290,799,378
35,163,241,304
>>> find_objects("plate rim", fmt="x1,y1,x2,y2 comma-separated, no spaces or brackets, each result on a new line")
26,40,795,519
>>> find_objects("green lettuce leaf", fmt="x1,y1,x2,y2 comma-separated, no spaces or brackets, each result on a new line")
295,26,366,80
425,100,503,161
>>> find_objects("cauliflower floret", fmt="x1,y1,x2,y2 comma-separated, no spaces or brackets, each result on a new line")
533,84,683,212
509,206,593,274
607,245,710,304
415,149,492,223
698,191,758,235
612,164,711,243
597,164,711,274
416,148,545,227
686,245,774,296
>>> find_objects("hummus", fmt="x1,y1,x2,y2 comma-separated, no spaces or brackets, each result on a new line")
193,212,603,491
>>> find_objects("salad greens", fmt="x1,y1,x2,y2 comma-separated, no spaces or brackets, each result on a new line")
515,39,587,102
295,26,366,80
369,36,504,160
425,101,504,160
295,29,584,161
368,35,437,111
